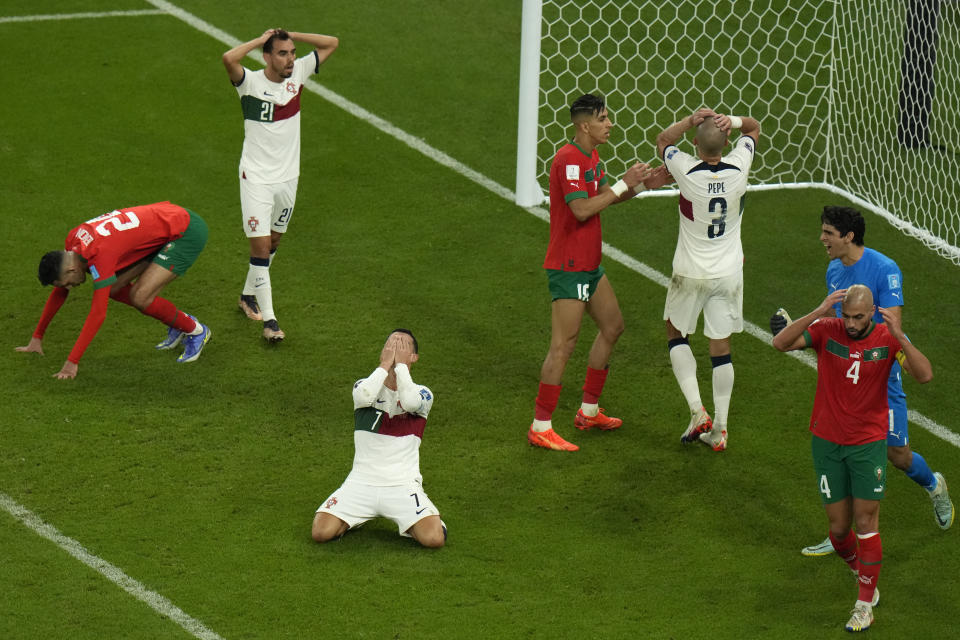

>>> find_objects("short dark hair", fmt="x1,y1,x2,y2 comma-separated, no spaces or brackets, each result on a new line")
570,94,606,122
38,251,65,286
821,205,866,246
263,29,292,54
390,328,418,354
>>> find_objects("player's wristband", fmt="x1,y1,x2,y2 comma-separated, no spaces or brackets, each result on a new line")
610,179,628,197
728,116,743,129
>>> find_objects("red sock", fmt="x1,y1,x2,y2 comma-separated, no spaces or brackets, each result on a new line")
856,532,882,603
535,383,562,421
582,366,609,404
143,297,196,333
830,529,859,574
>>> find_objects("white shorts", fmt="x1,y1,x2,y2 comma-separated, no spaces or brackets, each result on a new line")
663,271,743,339
316,479,440,536
240,177,299,238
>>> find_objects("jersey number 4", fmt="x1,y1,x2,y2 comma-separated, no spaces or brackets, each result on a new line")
846,360,861,384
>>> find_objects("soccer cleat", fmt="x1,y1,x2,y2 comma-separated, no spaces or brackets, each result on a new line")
177,323,211,363
263,319,285,342
930,472,955,530
574,408,622,431
844,602,873,632
155,315,197,351
801,537,835,557
680,406,713,444
155,326,185,350
527,426,579,451
699,425,727,451
238,295,262,321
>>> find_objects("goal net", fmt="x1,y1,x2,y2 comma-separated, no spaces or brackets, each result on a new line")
516,0,960,265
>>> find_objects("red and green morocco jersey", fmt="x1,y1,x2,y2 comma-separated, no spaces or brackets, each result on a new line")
65,202,191,290
805,318,904,445
544,142,609,272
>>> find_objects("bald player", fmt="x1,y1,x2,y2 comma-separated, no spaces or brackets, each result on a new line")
655,108,760,451
773,284,933,632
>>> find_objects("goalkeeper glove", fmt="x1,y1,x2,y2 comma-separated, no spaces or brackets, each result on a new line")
770,308,793,336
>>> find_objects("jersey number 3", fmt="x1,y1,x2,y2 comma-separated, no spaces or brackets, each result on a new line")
707,197,727,239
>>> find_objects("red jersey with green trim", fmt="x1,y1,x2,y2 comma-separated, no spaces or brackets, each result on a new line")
805,318,904,445
544,142,609,272
65,202,191,289
34,202,191,364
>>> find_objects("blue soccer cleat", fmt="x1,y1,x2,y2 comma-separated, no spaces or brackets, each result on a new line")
155,316,193,351
178,322,211,363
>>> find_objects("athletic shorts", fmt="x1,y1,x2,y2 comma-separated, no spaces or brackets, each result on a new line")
316,478,440,536
663,270,743,339
240,177,298,238
886,364,909,447
811,435,887,504
151,210,208,276
546,266,605,302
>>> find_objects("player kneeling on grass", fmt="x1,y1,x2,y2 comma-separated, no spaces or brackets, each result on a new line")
312,329,446,548
772,284,933,632
16,202,211,379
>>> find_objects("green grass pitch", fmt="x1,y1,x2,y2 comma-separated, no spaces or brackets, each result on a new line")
1,1,958,638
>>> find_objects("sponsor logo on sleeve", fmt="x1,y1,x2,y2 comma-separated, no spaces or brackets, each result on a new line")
566,164,580,180
666,148,678,160
887,274,900,289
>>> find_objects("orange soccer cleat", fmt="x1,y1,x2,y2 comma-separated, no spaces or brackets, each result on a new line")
528,426,579,451
574,408,622,431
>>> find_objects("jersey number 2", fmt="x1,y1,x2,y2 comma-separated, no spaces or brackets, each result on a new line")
90,210,141,237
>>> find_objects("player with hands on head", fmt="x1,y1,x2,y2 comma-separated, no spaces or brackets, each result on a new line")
17,202,211,379
528,93,671,452
772,284,932,632
222,27,339,342
655,107,760,451
312,329,446,548
772,205,953,557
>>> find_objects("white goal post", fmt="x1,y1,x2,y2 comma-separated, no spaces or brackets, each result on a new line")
515,0,960,265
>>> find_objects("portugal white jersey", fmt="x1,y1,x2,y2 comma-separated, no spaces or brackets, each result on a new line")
662,135,756,278
347,365,435,486
234,52,318,184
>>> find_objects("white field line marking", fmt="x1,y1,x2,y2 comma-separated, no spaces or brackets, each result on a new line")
152,1,960,450
0,492,225,640
0,10,165,23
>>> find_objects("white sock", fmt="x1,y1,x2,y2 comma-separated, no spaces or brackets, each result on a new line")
669,343,701,412
246,264,276,322
712,362,734,428
579,402,598,417
531,418,552,433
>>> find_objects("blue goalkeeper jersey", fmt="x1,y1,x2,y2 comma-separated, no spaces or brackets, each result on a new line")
825,246,906,401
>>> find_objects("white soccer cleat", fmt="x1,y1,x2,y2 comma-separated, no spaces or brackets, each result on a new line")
930,472,955,530
699,424,727,451
844,601,874,632
680,406,713,444
801,536,835,557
